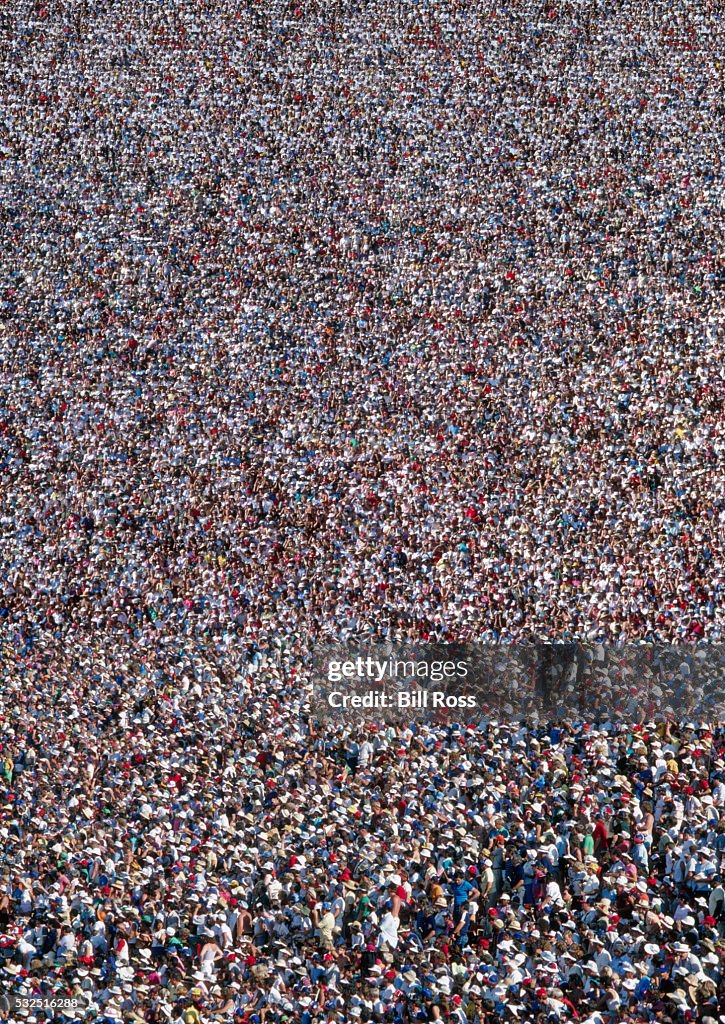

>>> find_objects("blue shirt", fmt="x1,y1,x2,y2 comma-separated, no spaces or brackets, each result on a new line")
452,879,476,907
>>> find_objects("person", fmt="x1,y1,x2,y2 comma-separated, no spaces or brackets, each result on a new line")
207,986,237,1019
183,1002,202,1024
315,904,337,955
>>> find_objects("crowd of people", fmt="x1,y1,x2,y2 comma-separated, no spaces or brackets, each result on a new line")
1,0,725,1021
2,661,725,1024
1,0,723,650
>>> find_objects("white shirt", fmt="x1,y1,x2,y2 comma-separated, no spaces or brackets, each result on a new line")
379,911,399,948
